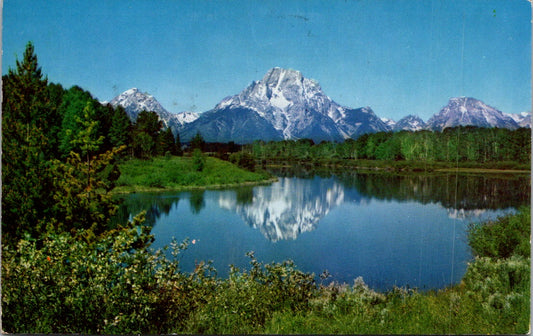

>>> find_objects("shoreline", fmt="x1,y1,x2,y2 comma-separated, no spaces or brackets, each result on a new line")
262,160,530,174
111,176,279,194
433,167,530,174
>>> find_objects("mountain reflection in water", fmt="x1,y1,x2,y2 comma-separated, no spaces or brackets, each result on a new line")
114,170,530,243
218,177,345,241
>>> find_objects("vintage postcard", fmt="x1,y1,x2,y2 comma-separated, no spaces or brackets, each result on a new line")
2,0,531,334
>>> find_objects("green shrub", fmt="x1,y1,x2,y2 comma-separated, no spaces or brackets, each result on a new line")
229,151,256,171
468,206,530,258
187,252,315,334
1,212,210,334
192,148,206,172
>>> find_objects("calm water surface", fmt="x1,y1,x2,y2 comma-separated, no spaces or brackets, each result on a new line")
115,169,530,291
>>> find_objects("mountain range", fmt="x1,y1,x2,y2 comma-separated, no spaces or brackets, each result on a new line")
108,68,530,143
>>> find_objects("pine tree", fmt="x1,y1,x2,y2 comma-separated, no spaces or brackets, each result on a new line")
132,111,162,158
175,129,183,156
58,86,96,157
191,131,205,151
49,146,124,239
70,102,105,194
45,82,66,159
156,127,177,156
108,105,131,148
1,42,57,242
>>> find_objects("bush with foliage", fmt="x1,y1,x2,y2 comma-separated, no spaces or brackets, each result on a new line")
192,148,206,172
2,225,315,334
187,252,315,334
2,212,214,334
468,205,530,259
229,151,256,171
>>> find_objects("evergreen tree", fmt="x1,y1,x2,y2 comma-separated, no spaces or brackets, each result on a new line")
70,102,106,193
108,105,131,148
95,103,114,153
191,131,205,151
132,111,162,158
45,82,66,159
175,129,183,156
49,146,124,239
156,127,177,156
135,111,162,139
58,86,96,157
1,42,57,242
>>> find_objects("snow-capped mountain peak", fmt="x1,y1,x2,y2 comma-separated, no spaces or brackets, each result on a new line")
109,88,170,121
109,88,200,136
175,111,200,125
394,115,427,131
380,117,396,131
181,67,389,142
504,111,531,128
426,97,519,131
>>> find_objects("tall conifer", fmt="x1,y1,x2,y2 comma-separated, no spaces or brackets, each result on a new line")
1,42,55,241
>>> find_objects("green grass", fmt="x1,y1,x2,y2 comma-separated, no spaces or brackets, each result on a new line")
113,155,275,193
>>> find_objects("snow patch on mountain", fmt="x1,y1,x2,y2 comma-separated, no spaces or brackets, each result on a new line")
380,117,396,131
175,111,200,125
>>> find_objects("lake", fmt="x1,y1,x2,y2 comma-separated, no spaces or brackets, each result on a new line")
114,168,530,291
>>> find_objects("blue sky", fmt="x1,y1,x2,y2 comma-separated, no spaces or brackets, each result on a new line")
3,0,531,121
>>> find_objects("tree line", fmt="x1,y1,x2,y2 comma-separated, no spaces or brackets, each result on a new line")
245,127,531,164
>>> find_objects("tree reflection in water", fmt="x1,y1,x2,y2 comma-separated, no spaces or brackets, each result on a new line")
115,169,529,242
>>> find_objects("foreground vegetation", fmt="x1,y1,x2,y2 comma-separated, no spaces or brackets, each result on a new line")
113,154,274,193
3,207,530,334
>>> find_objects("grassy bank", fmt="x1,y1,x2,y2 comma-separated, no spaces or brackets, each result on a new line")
113,155,276,193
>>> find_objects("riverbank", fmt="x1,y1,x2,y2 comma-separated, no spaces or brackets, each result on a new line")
112,155,276,194
261,158,530,173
